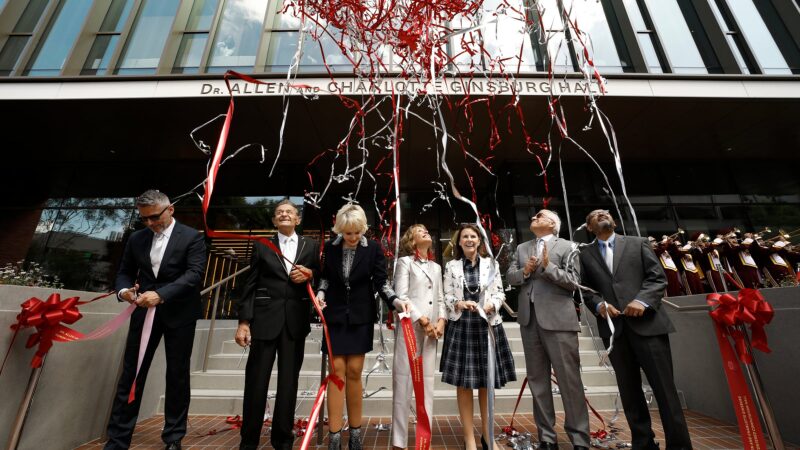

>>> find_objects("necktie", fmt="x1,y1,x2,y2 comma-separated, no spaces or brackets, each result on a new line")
536,238,544,258
604,241,614,274
282,237,295,273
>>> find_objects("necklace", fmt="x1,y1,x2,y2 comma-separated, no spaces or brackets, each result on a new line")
462,276,482,295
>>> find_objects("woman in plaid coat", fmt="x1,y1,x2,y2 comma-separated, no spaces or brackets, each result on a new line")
440,224,516,450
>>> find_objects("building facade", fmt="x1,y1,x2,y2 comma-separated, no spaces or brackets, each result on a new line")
1,0,798,302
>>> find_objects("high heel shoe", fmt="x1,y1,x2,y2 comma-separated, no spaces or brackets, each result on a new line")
480,436,489,450
328,430,341,450
348,426,362,450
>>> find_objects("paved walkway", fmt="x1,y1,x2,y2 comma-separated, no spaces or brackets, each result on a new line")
77,410,796,449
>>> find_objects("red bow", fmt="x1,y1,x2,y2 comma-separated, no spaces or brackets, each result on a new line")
707,288,773,364
11,293,85,368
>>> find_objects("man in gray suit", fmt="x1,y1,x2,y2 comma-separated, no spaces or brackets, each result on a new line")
578,210,691,450
507,210,590,450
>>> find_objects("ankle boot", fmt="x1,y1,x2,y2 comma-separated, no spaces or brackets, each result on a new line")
348,427,362,450
328,430,342,450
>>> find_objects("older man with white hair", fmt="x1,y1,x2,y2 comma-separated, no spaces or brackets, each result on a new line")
507,209,590,450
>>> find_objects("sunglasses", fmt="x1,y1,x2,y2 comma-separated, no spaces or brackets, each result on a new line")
139,204,171,223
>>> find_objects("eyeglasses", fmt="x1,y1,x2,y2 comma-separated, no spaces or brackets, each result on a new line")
139,204,171,223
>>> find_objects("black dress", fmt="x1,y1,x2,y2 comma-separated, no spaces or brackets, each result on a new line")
318,237,396,355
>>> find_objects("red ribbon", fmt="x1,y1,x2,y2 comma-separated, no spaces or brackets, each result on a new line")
399,316,431,450
707,288,773,364
706,288,771,449
504,372,610,440
1,292,116,376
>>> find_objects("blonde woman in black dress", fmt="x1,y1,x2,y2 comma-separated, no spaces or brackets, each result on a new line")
317,204,397,450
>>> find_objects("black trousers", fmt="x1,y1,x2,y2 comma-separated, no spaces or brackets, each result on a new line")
240,325,305,450
104,315,196,449
604,325,692,450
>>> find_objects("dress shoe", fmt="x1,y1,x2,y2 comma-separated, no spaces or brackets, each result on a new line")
165,441,181,450
535,443,558,450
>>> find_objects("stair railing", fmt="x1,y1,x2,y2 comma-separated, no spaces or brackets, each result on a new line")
201,265,250,372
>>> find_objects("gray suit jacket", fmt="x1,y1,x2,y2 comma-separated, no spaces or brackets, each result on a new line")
578,234,674,338
507,236,581,331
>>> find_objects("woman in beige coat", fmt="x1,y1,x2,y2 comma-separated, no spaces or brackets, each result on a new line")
391,224,446,450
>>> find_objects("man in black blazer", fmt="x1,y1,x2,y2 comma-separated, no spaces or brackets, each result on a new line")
236,200,320,450
105,190,206,450
578,210,691,450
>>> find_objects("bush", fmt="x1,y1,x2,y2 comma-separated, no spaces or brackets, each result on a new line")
0,260,64,289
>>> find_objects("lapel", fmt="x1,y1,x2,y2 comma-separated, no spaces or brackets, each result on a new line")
349,240,367,277
158,225,181,275
478,256,491,287
612,234,626,275
545,237,558,255
588,241,611,278
295,235,308,264
411,258,434,284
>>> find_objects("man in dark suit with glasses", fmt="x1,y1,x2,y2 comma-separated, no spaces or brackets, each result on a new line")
105,189,206,450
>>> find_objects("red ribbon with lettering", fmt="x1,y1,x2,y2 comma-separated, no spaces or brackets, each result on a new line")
706,288,772,449
399,315,431,450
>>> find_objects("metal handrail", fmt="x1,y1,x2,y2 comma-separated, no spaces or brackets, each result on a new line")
201,265,250,295
201,265,251,372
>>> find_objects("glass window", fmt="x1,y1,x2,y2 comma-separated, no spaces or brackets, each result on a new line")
173,0,220,73
708,0,755,74
187,0,219,30
538,0,574,72
81,0,134,75
0,0,50,76
621,0,663,73
82,34,119,74
116,0,180,74
25,0,94,76
100,0,134,32
26,198,136,291
643,0,706,73
14,0,50,33
562,0,623,73
725,0,791,74
265,30,352,72
173,33,209,73
0,36,28,76
207,0,268,72
478,0,539,73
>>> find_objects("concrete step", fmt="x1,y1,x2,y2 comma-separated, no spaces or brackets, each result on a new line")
163,385,620,416
219,335,601,355
189,366,617,391
203,350,607,372
299,322,593,340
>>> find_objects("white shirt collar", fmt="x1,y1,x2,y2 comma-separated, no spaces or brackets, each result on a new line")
158,218,176,239
278,231,297,244
598,233,616,246
537,234,554,243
